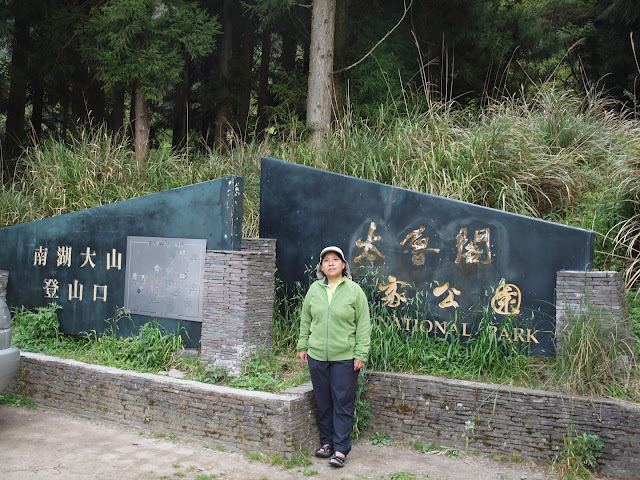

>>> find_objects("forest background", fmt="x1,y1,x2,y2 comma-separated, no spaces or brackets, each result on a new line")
2,0,640,302
1,0,640,297
1,0,639,163
1,0,640,413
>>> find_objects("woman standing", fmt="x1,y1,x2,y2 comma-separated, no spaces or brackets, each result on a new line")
297,246,371,468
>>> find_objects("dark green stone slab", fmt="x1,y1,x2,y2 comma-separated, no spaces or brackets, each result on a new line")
259,157,594,356
0,177,243,348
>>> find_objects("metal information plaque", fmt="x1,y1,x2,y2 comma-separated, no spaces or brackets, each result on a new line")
124,236,207,322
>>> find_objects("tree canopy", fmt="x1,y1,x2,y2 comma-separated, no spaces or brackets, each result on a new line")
0,0,638,171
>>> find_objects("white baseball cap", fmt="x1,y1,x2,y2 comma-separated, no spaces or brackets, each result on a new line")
316,246,352,279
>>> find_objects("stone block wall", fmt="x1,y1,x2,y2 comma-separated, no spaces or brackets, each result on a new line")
10,352,318,456
200,238,276,374
8,354,640,479
365,371,640,480
556,271,632,356
0,270,7,298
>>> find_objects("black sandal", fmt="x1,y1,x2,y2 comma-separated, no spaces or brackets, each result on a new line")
328,453,345,467
315,444,333,458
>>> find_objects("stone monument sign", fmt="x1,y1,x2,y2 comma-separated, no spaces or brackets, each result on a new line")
0,177,243,348
259,157,594,356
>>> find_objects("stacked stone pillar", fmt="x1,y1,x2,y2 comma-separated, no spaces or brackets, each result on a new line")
555,270,632,356
0,270,8,300
200,238,276,375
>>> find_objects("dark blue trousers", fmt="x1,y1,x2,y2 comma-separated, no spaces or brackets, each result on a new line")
307,356,360,456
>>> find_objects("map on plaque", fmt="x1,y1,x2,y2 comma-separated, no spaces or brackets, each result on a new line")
124,236,206,322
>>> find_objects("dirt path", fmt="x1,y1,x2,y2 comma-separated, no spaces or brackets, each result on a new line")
0,404,615,480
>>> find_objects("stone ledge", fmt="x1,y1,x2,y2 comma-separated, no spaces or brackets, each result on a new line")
9,352,318,456
366,371,640,480
9,352,640,479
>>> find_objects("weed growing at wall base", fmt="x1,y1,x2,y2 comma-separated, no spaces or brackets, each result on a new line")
553,431,603,479
11,304,189,374
11,303,63,350
0,392,37,409
10,303,309,392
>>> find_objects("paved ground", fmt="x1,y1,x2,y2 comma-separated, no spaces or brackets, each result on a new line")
0,403,617,480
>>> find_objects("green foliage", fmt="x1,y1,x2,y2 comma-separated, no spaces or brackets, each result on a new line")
225,349,309,393
271,276,307,357
0,392,37,409
551,303,637,397
81,308,185,372
245,0,297,26
352,370,372,439
375,472,431,480
282,448,312,469
243,449,284,465
369,432,392,446
364,297,535,386
226,349,282,391
11,303,63,349
80,0,220,99
554,431,603,478
11,303,188,374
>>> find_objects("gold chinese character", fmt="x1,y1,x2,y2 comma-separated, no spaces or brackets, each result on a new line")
68,279,84,301
433,282,461,309
106,249,122,270
43,278,59,298
491,283,521,315
57,246,72,267
34,246,48,266
379,275,408,307
400,225,440,265
355,222,385,263
80,247,96,268
93,284,108,302
455,228,492,264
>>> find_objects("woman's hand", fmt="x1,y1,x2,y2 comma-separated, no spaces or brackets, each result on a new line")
297,351,308,363
354,358,365,371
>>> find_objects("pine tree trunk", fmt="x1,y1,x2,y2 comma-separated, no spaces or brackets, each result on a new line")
214,0,233,149
306,0,335,144
333,0,349,114
256,23,272,140
134,94,150,163
31,74,44,145
129,88,137,139
281,29,297,73
237,13,255,138
172,57,189,151
110,86,125,134
3,4,30,178
87,77,106,126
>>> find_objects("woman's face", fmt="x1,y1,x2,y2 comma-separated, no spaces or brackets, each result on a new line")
321,252,345,279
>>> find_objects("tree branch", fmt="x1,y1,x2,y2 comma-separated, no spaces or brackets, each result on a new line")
632,32,640,75
332,0,414,75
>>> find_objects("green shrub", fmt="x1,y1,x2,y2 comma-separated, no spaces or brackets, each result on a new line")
11,303,63,349
554,431,603,478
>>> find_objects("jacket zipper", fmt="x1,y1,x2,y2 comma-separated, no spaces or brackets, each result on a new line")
325,288,330,361
325,282,341,361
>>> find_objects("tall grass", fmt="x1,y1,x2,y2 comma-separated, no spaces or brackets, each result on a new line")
11,304,188,373
366,305,535,385
551,306,637,398
2,83,640,397
1,125,274,237
2,82,635,250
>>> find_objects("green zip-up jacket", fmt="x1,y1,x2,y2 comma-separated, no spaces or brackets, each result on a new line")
297,278,371,362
